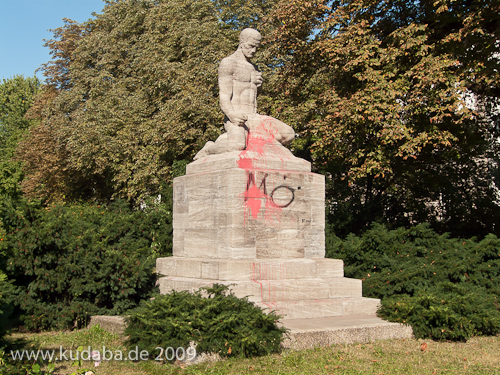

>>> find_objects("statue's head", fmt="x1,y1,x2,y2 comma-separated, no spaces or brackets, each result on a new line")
238,28,261,60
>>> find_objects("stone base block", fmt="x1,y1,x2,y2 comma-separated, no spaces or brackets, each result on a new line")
164,152,379,321
156,255,377,320
156,257,344,281
157,275,378,319
173,156,326,260
281,315,414,350
158,277,338,302
256,297,380,319
88,316,126,335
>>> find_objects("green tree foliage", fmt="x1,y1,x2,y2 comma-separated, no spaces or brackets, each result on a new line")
264,0,500,237
369,0,500,106
125,284,286,359
0,76,41,199
18,0,241,203
0,255,16,343
213,0,274,29
2,196,172,331
326,222,500,340
0,76,41,340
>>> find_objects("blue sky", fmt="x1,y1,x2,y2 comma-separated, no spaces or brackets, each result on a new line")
1,0,105,81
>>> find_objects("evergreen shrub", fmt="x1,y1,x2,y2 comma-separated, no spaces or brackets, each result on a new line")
3,198,172,331
0,274,16,344
0,219,16,345
326,222,500,341
379,283,500,341
125,284,287,359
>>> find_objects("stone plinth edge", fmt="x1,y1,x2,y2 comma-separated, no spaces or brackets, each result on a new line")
280,315,414,350
88,314,414,352
187,150,311,174
88,315,126,335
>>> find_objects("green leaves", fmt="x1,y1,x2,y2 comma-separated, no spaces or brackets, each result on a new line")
380,284,500,341
18,0,240,203
4,197,173,331
265,0,500,236
125,284,286,359
326,222,500,340
0,76,41,139
0,76,41,200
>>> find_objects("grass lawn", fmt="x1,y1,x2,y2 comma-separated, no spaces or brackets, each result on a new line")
2,325,499,375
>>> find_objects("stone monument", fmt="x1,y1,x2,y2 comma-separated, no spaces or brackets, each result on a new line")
156,28,380,319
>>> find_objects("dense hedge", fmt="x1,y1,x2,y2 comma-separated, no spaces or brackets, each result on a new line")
326,223,500,341
125,284,287,359
0,219,16,345
0,274,15,345
1,195,172,331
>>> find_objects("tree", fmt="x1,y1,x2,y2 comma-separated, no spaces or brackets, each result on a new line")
213,0,274,30
18,0,243,203
0,75,41,199
264,0,500,237
0,75,41,338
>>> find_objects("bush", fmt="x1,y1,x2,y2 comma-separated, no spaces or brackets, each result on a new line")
3,197,172,331
125,284,287,359
326,222,500,340
0,218,16,346
0,273,16,340
379,283,500,341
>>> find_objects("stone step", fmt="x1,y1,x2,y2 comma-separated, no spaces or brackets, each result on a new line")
157,276,377,319
255,297,380,320
157,276,363,304
88,314,413,351
88,316,126,334
280,315,413,350
156,257,344,281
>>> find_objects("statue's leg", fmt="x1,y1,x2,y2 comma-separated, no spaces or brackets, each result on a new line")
273,120,295,145
246,114,295,145
193,122,247,160
193,140,215,160
225,121,247,151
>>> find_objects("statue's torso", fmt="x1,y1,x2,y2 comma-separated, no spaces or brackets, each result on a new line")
222,55,259,115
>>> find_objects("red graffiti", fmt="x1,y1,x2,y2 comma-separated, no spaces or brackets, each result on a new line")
238,117,293,223
237,116,278,170
237,157,254,170
244,182,265,219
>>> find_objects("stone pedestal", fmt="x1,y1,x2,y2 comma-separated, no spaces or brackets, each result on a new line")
157,141,380,319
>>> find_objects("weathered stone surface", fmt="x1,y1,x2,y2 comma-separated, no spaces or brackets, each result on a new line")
304,230,326,258
257,300,344,319
342,297,382,316
256,296,380,319
188,150,311,174
183,229,218,258
158,258,340,281
88,316,126,335
172,229,186,257
281,315,414,350
173,163,326,260
158,276,373,306
315,259,344,278
327,278,362,298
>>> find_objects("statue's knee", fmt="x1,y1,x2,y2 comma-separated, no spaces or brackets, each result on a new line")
228,128,247,150
278,128,295,145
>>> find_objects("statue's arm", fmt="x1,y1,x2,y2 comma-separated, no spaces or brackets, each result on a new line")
253,63,263,96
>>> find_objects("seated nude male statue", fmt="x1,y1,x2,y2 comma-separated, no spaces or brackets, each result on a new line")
194,28,295,160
